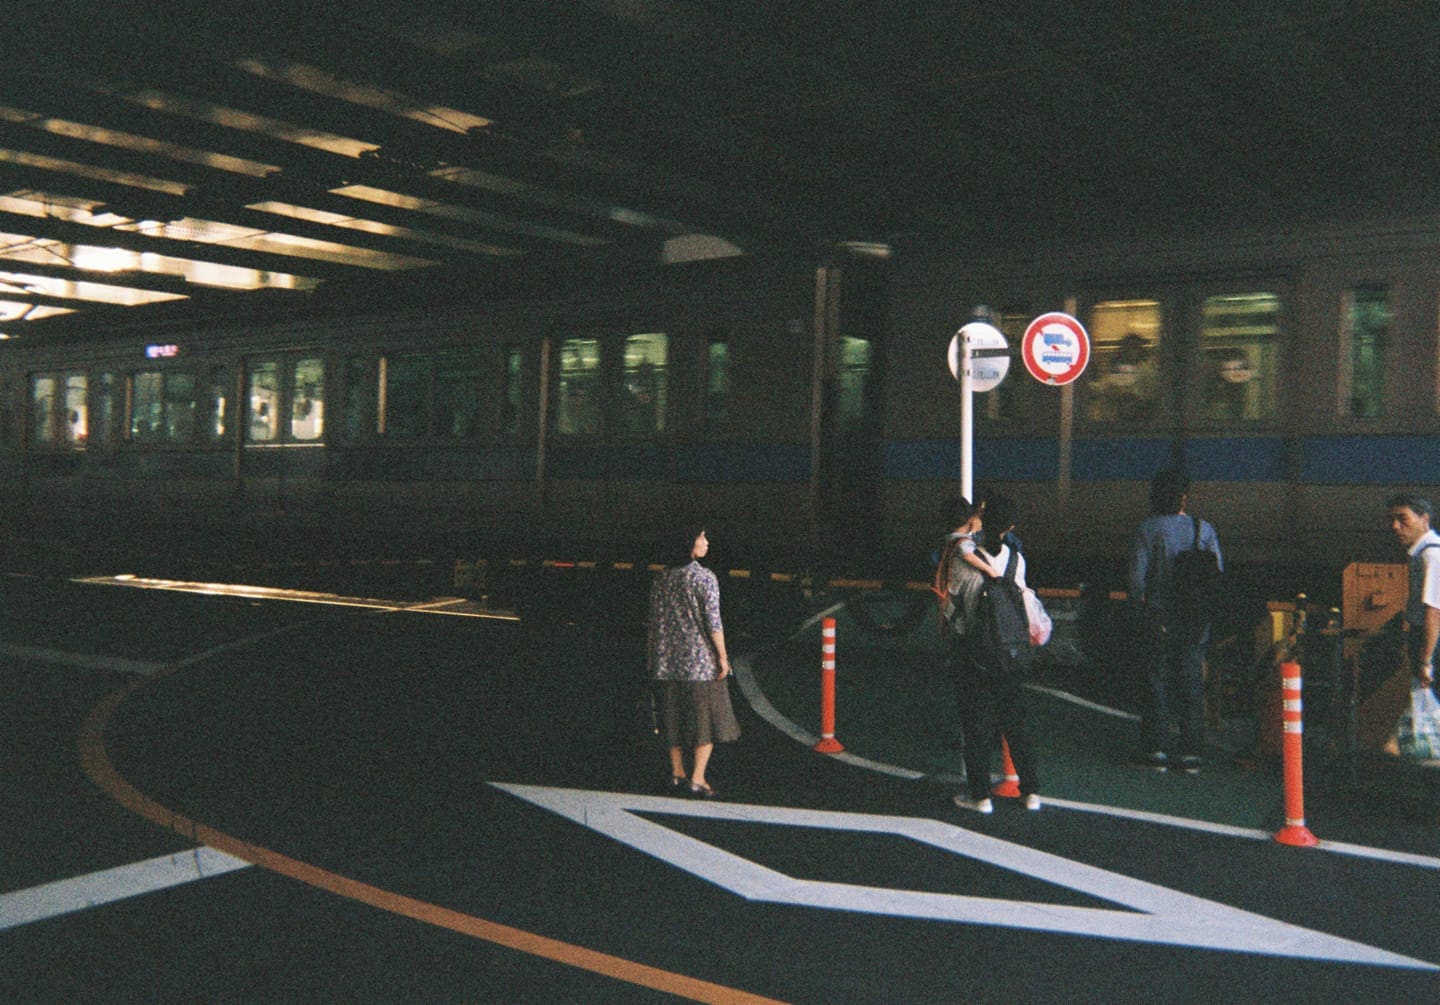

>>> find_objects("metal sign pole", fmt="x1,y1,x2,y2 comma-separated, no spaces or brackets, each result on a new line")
949,318,1008,504
960,329,974,501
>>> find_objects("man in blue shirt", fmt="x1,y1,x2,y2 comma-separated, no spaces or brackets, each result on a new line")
1128,468,1223,774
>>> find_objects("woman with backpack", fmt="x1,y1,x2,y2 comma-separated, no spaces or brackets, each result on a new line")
936,494,1042,814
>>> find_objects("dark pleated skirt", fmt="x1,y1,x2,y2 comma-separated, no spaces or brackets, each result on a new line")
658,678,741,748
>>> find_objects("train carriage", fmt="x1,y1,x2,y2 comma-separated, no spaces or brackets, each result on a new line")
1,220,1438,589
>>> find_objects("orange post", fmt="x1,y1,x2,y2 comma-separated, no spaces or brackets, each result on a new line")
991,736,1021,798
813,617,844,753
1273,661,1319,847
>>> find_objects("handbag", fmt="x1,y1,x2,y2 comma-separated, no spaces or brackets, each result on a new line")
1022,587,1053,647
636,682,660,739
1395,683,1440,761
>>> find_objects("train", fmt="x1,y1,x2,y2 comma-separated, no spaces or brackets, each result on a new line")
1,215,1437,600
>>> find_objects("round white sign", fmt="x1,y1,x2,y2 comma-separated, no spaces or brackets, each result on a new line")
947,321,1010,392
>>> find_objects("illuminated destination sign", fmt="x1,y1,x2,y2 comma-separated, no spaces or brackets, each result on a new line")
144,344,181,359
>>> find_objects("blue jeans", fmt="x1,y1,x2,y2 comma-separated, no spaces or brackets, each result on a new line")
1142,618,1208,757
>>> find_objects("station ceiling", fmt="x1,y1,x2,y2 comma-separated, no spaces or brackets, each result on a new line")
2,2,1437,340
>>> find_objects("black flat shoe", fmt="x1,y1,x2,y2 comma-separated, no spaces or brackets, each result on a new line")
668,775,687,790
688,781,718,799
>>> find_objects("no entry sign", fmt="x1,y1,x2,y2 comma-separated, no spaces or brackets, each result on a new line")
1021,312,1090,386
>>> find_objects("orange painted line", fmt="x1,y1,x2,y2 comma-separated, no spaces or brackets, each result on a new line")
77,674,785,1005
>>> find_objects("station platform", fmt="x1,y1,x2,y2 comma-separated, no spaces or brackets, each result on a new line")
741,590,1440,851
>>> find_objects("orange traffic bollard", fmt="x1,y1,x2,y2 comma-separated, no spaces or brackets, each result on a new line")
813,617,844,753
1273,660,1319,847
991,736,1021,798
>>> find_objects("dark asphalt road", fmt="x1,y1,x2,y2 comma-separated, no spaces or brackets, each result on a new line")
3,572,1439,1003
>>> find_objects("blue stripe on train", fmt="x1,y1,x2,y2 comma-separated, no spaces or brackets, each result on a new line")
883,437,1288,482
326,447,534,480
676,443,811,482
93,434,1418,485
1302,436,1440,484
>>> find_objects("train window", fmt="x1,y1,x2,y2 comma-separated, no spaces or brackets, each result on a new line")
556,337,601,436
126,370,198,444
91,372,115,449
838,336,876,434
289,357,324,441
1342,284,1390,418
65,374,89,445
434,349,481,440
129,372,160,442
342,356,372,441
1085,299,1162,424
1200,293,1279,421
206,367,229,442
621,333,667,434
501,344,523,437
378,353,428,438
246,362,280,443
705,333,730,430
164,372,197,441
31,372,88,447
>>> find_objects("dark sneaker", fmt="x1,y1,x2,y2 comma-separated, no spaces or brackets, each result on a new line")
1180,755,1202,775
1134,751,1168,772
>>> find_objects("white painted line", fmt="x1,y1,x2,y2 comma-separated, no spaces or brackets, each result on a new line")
1040,796,1276,841
1044,796,1440,869
0,847,252,931
732,657,925,780
0,643,165,677
1024,682,1141,721
495,783,1437,970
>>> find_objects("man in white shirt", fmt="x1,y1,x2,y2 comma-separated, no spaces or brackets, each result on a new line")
1387,492,1440,694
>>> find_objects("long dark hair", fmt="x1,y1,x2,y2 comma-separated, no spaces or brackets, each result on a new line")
677,523,708,564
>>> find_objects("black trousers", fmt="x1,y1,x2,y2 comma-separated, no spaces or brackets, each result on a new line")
950,636,1039,800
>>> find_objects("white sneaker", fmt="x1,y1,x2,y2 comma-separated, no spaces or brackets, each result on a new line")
1024,793,1042,811
954,795,993,814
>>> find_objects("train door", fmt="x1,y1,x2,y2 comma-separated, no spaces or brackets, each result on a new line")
813,254,888,553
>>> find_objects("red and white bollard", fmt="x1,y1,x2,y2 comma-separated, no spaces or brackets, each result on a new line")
813,617,844,753
1273,660,1319,847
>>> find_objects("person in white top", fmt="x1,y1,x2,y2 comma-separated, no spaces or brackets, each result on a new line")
1387,492,1440,694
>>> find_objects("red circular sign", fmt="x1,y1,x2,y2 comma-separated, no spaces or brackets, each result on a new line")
1021,312,1090,386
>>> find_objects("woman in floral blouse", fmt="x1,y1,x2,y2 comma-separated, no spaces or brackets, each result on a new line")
647,524,740,798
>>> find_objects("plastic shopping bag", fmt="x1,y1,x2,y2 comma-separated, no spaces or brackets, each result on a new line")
1023,587,1053,647
1395,683,1440,761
